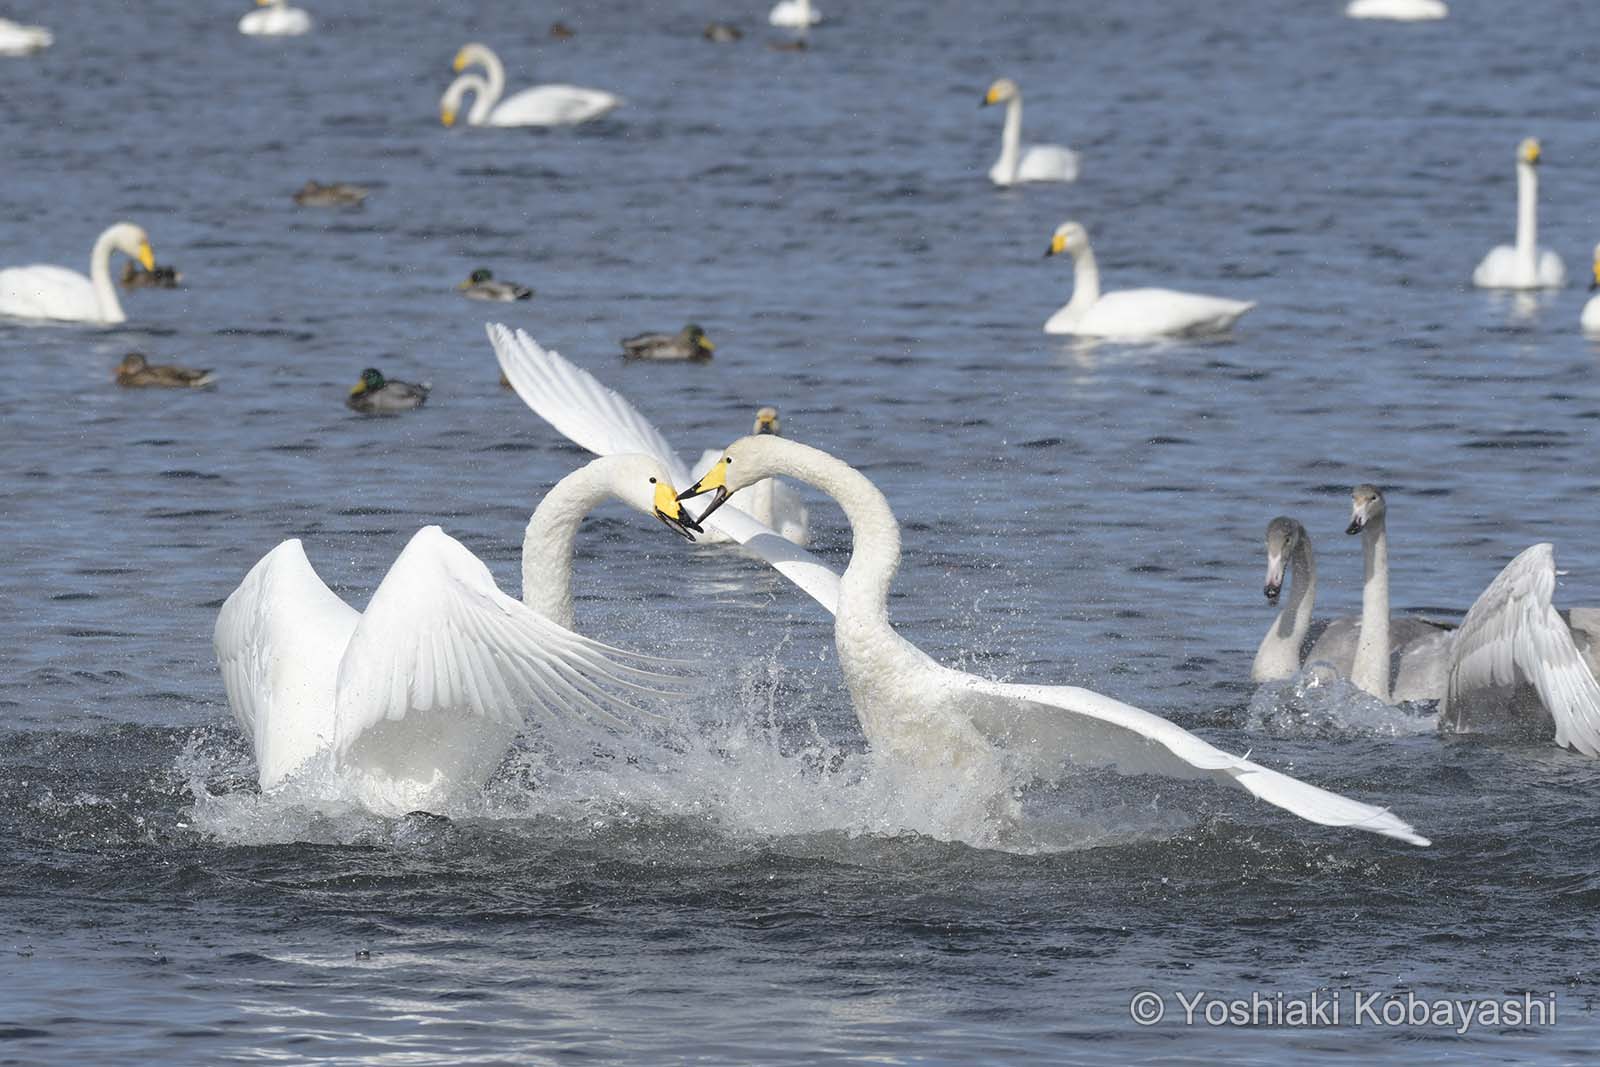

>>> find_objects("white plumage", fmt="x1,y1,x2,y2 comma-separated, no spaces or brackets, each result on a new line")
1473,138,1565,290
0,222,155,325
442,43,621,128
238,0,312,37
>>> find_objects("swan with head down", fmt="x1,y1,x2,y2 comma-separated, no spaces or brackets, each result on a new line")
980,78,1077,186
441,43,621,127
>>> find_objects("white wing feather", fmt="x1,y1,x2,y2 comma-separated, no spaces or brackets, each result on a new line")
1446,544,1600,757
951,672,1429,845
213,540,360,788
488,324,842,615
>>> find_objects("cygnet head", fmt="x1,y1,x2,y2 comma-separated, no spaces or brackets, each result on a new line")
1346,484,1387,536
982,78,1020,107
601,454,703,542
1262,517,1303,603
1518,137,1541,167
1045,221,1090,259
107,223,156,272
675,434,797,524
753,406,781,436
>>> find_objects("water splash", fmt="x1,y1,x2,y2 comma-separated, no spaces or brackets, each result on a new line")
1246,666,1440,739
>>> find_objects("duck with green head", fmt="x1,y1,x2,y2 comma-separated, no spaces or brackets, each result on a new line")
620,323,715,362
459,268,533,302
347,368,430,413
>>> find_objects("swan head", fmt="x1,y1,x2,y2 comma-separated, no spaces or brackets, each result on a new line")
1262,517,1303,603
439,73,487,126
106,223,156,272
982,78,1020,107
1045,221,1089,259
753,406,781,435
1345,484,1386,536
675,434,795,523
592,454,702,541
452,43,493,74
1518,138,1541,167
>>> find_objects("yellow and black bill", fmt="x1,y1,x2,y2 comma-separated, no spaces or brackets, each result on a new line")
653,479,703,541
676,457,732,524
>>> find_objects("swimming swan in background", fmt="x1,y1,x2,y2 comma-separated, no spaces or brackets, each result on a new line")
0,222,155,325
239,0,312,36
1582,243,1600,334
1043,221,1255,338
1345,0,1446,20
0,17,51,54
981,78,1078,186
490,325,822,561
769,0,821,28
1250,517,1361,683
1443,543,1600,757
678,436,1429,846
1473,138,1565,290
213,455,701,811
443,42,621,127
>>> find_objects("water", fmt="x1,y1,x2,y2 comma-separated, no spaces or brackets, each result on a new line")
3,0,1600,1062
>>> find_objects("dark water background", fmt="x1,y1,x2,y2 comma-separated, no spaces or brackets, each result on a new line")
2,0,1599,1062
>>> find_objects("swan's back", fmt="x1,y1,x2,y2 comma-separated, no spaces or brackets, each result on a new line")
239,5,312,36
1473,246,1565,289
1016,144,1079,183
493,85,621,126
1077,288,1255,338
1345,0,1447,19
0,264,99,322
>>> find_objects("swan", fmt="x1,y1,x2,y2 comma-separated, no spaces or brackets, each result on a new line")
675,437,1428,845
0,17,50,54
1442,543,1600,757
443,43,621,128
490,325,818,554
213,454,702,811
1345,0,1447,20
239,0,312,37
1473,138,1565,290
0,222,155,325
980,78,1078,187
1043,221,1255,338
1250,517,1361,682
1582,243,1600,334
769,0,821,28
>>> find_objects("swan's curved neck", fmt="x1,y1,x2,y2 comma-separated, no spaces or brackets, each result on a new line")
1252,534,1317,682
521,458,628,630
1067,243,1101,311
1515,161,1538,275
89,229,126,325
476,49,505,114
1352,516,1391,701
997,96,1023,181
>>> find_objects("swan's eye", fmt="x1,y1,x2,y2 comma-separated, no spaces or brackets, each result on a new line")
649,477,657,484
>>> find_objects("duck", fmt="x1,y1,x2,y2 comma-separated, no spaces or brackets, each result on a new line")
120,261,182,289
621,324,715,362
238,0,312,36
1473,138,1565,290
981,78,1078,186
548,21,575,39
442,42,622,128
114,353,215,389
293,180,368,208
458,268,532,302
704,22,742,42
769,0,821,28
0,16,51,54
1582,243,1600,334
346,368,429,414
1043,221,1255,338
0,222,156,325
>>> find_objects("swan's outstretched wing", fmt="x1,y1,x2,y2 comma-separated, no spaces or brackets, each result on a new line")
951,672,1429,845
1445,544,1600,757
488,324,842,615
213,539,360,788
329,527,689,794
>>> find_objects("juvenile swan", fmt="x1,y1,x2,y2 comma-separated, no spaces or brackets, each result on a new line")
1250,518,1360,682
980,78,1078,187
1473,138,1565,290
678,436,1429,846
1043,221,1255,338
443,43,621,127
0,222,155,325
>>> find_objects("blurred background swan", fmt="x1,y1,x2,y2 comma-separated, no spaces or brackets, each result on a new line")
980,78,1077,186
238,0,312,37
444,43,621,127
0,16,50,54
1582,243,1600,333
0,222,155,325
1473,138,1564,290
1345,0,1446,20
770,0,821,28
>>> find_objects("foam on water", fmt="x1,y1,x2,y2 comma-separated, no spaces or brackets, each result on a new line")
1246,667,1441,739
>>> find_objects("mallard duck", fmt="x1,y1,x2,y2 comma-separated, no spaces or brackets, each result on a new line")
115,353,215,389
347,368,429,413
620,324,715,362
549,21,574,39
458,268,533,302
120,261,183,289
704,22,742,42
293,180,369,208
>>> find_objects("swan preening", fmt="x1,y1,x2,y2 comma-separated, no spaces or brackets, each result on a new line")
238,0,312,37
981,78,1078,187
769,0,821,28
214,455,702,811
441,43,621,128
0,222,156,325
1043,221,1255,338
0,16,51,54
677,436,1428,846
489,325,816,554
1473,138,1565,290
1345,0,1447,20
1582,243,1600,334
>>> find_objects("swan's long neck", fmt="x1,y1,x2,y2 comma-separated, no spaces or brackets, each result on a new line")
1251,535,1317,682
477,49,505,114
997,96,1023,182
1068,243,1102,311
798,0,813,20
1515,161,1537,278
89,229,126,325
520,460,623,631
1351,516,1392,702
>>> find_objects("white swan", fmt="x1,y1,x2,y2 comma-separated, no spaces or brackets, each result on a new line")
1043,221,1255,338
238,0,312,37
769,0,821,28
1345,0,1447,20
1582,243,1600,334
0,222,155,325
490,326,833,600
1443,543,1600,757
678,436,1429,846
443,43,621,128
0,17,51,54
213,455,701,811
1251,517,1361,682
1473,138,1565,290
980,78,1078,187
